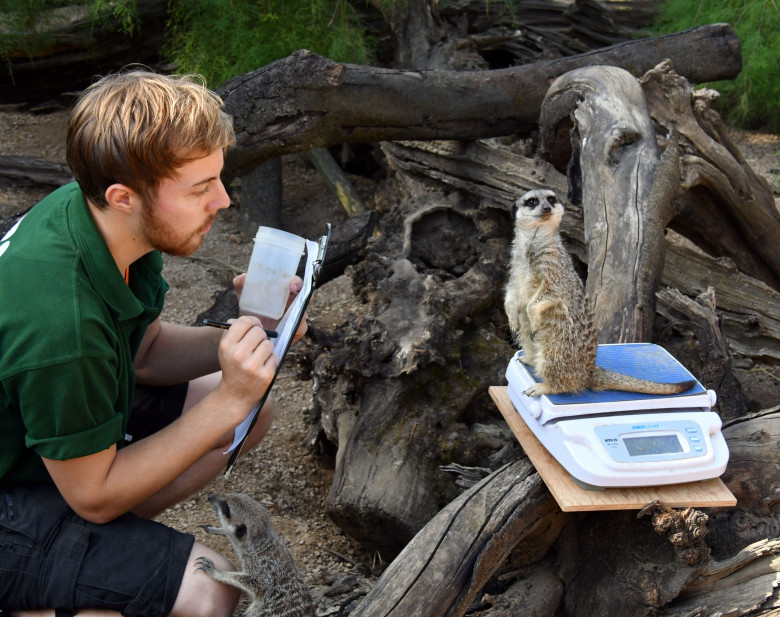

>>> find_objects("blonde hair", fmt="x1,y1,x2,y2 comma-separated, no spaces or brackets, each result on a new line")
66,69,236,208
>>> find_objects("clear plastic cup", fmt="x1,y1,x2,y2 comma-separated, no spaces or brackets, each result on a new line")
239,226,305,319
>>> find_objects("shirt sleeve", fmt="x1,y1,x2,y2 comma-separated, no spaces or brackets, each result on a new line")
7,355,126,461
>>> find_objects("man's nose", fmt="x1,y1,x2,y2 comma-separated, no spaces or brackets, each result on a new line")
212,179,231,210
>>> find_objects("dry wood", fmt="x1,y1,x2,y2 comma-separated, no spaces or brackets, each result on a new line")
655,538,780,617
538,65,672,343
381,139,586,259
218,24,741,177
349,459,563,617
343,398,780,617
305,148,368,217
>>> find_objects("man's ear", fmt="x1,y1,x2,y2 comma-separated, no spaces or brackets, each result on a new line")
104,184,139,214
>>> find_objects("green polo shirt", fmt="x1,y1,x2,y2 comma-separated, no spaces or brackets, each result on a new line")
0,182,168,484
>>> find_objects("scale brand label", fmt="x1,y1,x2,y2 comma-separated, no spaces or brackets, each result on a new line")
632,423,659,430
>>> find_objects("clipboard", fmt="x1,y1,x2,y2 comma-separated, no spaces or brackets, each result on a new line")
224,224,331,476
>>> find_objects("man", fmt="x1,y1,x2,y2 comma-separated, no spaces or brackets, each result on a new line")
0,70,304,616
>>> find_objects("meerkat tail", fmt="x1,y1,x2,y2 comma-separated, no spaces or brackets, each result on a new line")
591,366,696,395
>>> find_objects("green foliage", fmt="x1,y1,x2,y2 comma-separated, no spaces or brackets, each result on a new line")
90,0,138,36
651,0,780,131
165,0,375,89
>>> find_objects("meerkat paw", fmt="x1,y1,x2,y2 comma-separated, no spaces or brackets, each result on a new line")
199,523,226,537
524,383,552,397
195,556,216,576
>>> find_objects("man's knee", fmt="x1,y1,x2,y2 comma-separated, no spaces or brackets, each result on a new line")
170,543,239,617
246,396,273,447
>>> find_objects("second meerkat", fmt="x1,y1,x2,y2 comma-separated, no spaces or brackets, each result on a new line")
504,188,694,397
196,493,315,617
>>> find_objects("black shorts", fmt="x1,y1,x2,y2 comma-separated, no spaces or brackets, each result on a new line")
0,383,193,617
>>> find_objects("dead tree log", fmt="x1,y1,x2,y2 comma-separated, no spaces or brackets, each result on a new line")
0,155,72,187
707,409,780,560
655,286,748,421
0,1,168,105
347,412,780,617
640,60,780,291
539,64,677,343
218,24,741,177
349,460,563,617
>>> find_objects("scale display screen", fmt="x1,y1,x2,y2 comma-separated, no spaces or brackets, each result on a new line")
623,434,684,457
594,419,708,463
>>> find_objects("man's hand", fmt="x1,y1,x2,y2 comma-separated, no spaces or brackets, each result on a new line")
233,273,308,344
216,316,278,404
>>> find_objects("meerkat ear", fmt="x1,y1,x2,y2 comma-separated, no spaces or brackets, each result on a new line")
510,202,519,219
235,523,247,540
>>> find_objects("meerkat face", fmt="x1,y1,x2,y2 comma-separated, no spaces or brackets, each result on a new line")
511,189,564,230
205,493,270,547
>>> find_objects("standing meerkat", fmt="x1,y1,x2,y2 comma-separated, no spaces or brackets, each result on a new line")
196,493,315,617
503,188,695,397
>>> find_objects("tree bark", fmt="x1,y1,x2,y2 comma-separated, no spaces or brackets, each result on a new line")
218,24,741,177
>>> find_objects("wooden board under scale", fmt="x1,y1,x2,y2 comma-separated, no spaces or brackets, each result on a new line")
489,386,737,512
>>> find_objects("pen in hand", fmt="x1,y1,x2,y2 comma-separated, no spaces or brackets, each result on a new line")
202,319,278,338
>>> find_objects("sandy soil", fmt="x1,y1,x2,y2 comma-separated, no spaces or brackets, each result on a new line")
1,106,778,615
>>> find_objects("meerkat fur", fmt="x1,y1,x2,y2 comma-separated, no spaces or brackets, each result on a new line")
503,189,695,397
196,493,315,617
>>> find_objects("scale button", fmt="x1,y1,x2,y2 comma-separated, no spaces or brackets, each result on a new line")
689,436,700,443
693,446,704,452
685,428,697,434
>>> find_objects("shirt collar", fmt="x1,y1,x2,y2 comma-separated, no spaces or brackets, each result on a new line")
65,183,164,321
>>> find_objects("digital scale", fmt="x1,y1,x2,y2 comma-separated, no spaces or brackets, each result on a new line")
505,343,730,490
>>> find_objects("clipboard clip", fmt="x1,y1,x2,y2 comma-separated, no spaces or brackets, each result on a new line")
311,223,331,283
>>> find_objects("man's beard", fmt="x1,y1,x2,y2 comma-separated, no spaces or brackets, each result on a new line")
140,202,216,257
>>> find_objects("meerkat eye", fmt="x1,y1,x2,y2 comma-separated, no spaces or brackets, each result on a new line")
220,501,231,519
546,195,557,206
526,197,538,208
235,524,247,540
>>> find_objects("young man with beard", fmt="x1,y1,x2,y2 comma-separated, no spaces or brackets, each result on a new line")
0,70,304,617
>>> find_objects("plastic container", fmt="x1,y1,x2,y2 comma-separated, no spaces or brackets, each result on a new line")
239,226,305,319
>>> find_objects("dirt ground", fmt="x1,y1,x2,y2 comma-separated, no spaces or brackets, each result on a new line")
1,107,778,615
